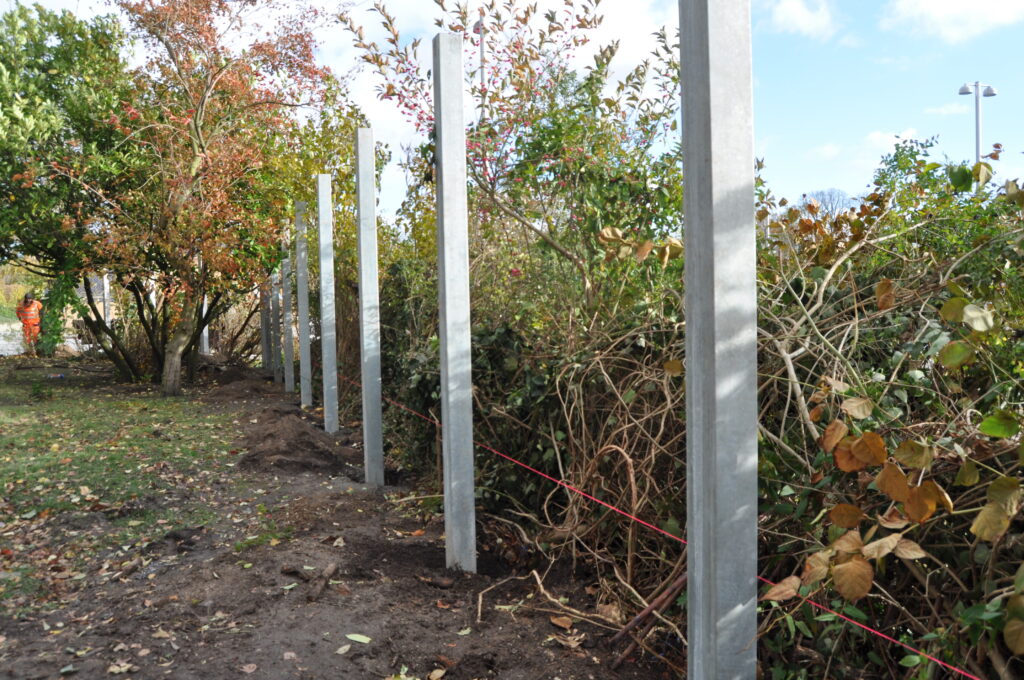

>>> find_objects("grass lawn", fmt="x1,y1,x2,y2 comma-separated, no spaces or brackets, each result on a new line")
0,357,240,611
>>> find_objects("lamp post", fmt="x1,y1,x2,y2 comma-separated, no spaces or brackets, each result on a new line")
959,81,997,164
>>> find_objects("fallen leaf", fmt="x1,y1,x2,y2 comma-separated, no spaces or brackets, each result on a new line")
457,627,472,636
428,670,446,680
240,664,257,674
345,634,371,644
549,615,573,630
550,631,586,649
283,651,297,661
334,645,351,655
151,628,171,639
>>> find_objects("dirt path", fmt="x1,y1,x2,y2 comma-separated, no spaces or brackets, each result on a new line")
0,362,664,680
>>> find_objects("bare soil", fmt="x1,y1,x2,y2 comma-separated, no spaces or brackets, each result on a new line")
0,371,669,680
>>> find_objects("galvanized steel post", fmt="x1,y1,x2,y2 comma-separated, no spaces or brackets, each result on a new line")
680,1,758,678
357,128,385,488
433,33,476,573
317,175,340,434
295,202,313,408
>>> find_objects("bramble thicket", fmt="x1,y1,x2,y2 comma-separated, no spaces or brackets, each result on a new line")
2,0,1024,677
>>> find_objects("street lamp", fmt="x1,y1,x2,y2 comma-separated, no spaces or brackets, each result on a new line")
959,81,998,164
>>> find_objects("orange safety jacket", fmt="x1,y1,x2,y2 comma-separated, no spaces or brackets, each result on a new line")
15,299,42,326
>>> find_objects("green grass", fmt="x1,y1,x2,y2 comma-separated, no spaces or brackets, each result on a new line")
0,359,242,608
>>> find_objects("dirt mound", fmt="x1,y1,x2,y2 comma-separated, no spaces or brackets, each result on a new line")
238,406,359,473
203,376,279,402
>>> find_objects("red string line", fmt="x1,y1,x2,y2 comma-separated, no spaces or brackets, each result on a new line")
338,374,981,680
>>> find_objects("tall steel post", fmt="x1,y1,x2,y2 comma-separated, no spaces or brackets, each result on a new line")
281,246,295,394
356,128,385,488
295,202,313,408
317,175,340,434
680,1,758,678
433,33,476,573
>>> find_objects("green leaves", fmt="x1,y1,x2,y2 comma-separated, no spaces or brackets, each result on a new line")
937,340,975,369
978,410,1021,438
946,164,973,192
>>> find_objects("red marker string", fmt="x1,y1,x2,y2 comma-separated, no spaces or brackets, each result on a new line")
339,374,981,680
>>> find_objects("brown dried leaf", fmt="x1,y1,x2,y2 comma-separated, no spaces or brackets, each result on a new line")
878,506,910,530
905,486,938,524
893,538,927,560
834,437,867,472
921,480,953,514
875,462,910,503
808,404,824,422
549,615,573,631
761,575,801,602
820,420,848,453
833,556,873,601
635,240,655,262
829,504,865,529
802,551,831,587
833,530,863,554
852,432,887,466
841,397,874,420
823,376,850,393
876,278,896,311
861,533,901,560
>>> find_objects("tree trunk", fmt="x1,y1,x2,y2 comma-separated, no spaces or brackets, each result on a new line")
161,304,196,396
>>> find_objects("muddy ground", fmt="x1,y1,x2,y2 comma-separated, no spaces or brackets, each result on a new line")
0,365,670,680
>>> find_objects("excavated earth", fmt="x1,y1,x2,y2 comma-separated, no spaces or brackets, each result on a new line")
0,368,669,679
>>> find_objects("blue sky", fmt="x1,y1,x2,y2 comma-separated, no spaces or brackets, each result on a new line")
12,0,1024,214
750,0,1024,202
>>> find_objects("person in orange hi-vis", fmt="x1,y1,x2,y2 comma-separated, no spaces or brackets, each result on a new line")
15,292,43,355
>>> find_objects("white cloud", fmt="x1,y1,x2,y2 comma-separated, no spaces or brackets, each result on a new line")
865,128,918,151
808,143,842,160
881,0,1024,44
924,102,969,116
768,0,837,40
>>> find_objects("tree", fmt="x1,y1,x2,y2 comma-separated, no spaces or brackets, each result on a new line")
86,0,328,394
0,4,136,356
804,188,854,218
341,0,684,309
